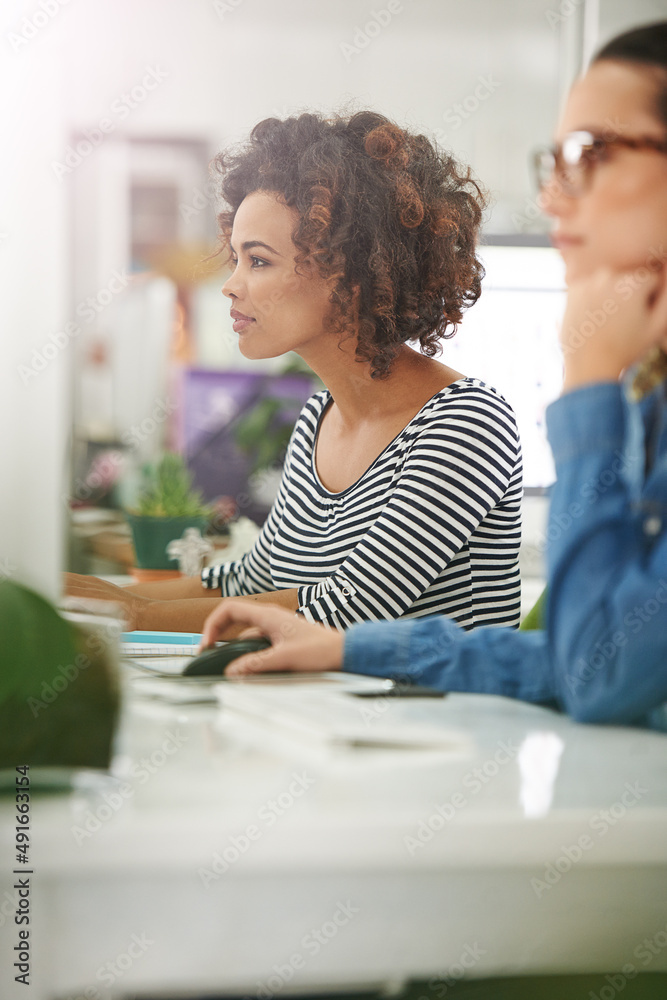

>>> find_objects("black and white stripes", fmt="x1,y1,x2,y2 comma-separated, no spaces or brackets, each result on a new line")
202,378,522,631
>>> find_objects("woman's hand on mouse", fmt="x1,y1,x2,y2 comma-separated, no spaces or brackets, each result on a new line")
200,600,344,675
560,264,667,392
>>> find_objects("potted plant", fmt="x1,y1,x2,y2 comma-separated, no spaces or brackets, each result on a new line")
125,452,214,580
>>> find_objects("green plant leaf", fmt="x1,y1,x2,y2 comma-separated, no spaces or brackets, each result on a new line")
131,452,213,519
235,395,308,473
0,581,119,769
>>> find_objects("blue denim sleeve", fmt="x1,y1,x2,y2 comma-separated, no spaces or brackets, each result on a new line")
546,383,667,727
342,616,555,705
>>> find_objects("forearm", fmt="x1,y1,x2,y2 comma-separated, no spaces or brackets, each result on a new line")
133,598,238,634
125,577,216,600
134,589,299,635
341,616,555,704
241,588,299,612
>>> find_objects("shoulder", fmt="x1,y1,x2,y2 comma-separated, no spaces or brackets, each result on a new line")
289,389,331,437
296,389,331,426
417,378,519,435
288,390,331,459
433,376,514,409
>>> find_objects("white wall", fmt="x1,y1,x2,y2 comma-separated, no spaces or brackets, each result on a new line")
0,1,70,602
56,0,568,232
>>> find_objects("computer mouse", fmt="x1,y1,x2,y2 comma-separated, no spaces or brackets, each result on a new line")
182,637,272,677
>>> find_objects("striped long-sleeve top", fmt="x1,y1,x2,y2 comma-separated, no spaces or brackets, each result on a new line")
202,378,523,631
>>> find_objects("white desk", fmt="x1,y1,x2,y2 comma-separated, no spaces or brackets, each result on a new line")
2,667,667,1000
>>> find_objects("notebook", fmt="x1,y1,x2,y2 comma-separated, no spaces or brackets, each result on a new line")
121,631,202,656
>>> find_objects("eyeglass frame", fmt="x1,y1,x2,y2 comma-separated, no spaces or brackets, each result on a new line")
532,129,667,197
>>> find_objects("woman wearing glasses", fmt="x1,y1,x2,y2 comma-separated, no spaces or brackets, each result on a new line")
202,22,667,730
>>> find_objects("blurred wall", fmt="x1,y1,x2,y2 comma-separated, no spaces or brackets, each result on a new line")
0,4,69,601
59,0,567,233
1,0,664,597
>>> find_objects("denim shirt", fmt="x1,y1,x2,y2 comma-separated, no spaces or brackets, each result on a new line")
342,381,667,729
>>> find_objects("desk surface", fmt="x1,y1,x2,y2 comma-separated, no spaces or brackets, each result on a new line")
2,667,667,999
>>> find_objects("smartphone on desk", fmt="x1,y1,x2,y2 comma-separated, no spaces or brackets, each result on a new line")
352,686,446,698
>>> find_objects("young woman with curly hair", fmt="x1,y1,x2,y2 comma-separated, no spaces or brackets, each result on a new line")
201,24,667,730
66,111,523,636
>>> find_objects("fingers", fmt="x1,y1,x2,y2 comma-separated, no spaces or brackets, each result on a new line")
225,643,307,676
200,599,345,675
560,264,667,390
200,600,296,649
238,626,264,639
226,627,345,676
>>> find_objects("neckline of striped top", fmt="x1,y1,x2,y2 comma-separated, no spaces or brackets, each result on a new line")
307,377,486,499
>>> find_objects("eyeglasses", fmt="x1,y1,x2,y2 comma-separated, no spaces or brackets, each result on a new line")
533,129,667,197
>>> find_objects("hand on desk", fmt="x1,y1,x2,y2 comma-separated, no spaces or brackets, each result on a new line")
63,572,217,633
64,573,303,637
64,572,152,630
200,601,344,676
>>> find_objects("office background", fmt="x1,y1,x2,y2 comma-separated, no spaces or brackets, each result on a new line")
0,0,664,603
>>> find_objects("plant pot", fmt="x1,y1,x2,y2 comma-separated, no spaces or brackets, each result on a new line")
125,514,208,571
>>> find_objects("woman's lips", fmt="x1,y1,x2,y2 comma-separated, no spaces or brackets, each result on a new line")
230,309,255,333
550,233,584,250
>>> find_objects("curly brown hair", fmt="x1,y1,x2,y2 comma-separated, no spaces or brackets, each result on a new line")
212,111,486,378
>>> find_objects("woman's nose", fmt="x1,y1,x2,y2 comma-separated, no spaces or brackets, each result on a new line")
222,263,241,300
538,173,575,219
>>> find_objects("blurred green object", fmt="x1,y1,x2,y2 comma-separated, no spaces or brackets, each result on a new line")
519,587,547,631
0,580,119,770
133,452,212,518
234,360,322,475
234,396,301,475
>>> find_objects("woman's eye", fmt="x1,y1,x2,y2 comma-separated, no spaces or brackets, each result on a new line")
589,140,610,162
228,253,268,269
